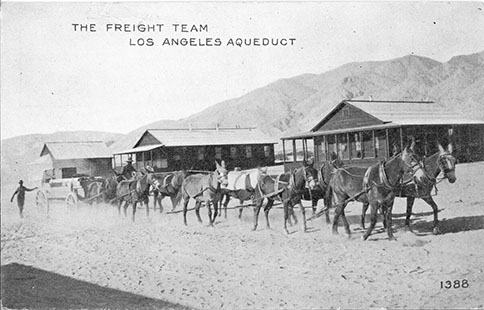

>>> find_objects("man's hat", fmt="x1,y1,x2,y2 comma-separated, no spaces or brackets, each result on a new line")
126,158,133,163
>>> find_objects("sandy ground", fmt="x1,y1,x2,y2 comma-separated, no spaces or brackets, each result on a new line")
1,162,484,309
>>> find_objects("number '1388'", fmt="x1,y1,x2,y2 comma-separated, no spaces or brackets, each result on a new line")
440,280,469,289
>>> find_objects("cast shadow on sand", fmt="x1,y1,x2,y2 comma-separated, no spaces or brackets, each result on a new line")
1,263,194,310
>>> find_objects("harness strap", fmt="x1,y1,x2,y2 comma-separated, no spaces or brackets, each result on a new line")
379,161,394,190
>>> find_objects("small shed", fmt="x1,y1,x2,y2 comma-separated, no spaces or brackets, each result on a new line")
113,127,277,171
28,141,113,184
281,100,484,171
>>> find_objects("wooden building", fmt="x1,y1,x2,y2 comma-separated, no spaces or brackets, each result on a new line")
113,127,277,172
28,141,113,184
282,100,484,171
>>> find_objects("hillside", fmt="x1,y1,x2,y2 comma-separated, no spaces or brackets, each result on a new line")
111,50,484,152
1,131,123,186
2,50,483,187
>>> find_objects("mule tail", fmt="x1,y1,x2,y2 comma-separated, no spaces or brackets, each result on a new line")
172,186,185,209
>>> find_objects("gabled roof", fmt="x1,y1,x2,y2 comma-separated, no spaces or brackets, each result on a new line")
134,128,277,148
310,100,484,132
40,141,113,160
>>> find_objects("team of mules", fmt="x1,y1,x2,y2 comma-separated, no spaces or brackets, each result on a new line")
87,143,456,240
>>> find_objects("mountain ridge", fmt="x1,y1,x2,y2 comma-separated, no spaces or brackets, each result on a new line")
2,50,484,187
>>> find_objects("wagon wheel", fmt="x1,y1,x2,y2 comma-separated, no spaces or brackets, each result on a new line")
35,190,49,212
66,192,78,209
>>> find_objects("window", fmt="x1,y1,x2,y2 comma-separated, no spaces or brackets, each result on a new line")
295,139,304,161
342,107,350,118
61,167,77,178
230,146,237,159
215,147,223,160
350,133,362,159
318,137,327,161
305,139,315,160
327,135,337,160
264,145,271,157
245,146,252,158
362,131,375,158
337,134,349,160
198,147,205,160
155,158,168,169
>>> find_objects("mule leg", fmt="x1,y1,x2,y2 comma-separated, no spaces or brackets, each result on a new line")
312,198,318,215
161,195,164,213
361,203,369,229
340,209,351,237
123,201,129,217
223,194,230,219
252,200,262,231
296,202,308,232
207,201,214,227
117,200,122,216
132,202,137,222
422,196,441,234
263,199,274,230
381,207,387,230
183,199,189,226
332,202,345,235
283,201,290,235
153,192,158,212
325,209,331,225
238,199,244,220
212,199,219,223
195,201,203,223
386,201,396,241
362,202,379,241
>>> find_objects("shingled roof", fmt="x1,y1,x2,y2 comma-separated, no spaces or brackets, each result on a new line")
40,141,112,160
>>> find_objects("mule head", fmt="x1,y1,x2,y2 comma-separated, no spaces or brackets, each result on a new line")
302,164,318,190
401,146,426,183
215,160,228,187
438,143,457,183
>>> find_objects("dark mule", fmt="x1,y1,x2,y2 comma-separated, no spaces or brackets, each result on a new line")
361,144,457,234
302,159,344,224
330,145,424,240
79,177,103,205
175,161,228,226
252,163,318,234
151,171,187,213
100,175,119,204
115,171,153,221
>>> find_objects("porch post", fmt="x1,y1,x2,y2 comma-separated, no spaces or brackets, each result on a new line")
399,127,404,151
372,130,376,157
335,134,338,159
347,132,350,159
385,129,390,159
292,139,297,163
282,139,286,165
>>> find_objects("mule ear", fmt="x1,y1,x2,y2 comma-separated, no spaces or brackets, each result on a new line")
221,160,226,168
215,160,221,169
448,143,453,153
438,143,445,153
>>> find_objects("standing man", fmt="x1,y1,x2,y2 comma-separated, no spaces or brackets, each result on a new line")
10,180,38,218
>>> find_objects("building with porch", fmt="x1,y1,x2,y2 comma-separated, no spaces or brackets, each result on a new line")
281,100,484,171
28,141,113,184
113,127,277,172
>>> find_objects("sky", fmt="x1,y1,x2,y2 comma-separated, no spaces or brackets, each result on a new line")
1,1,484,139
